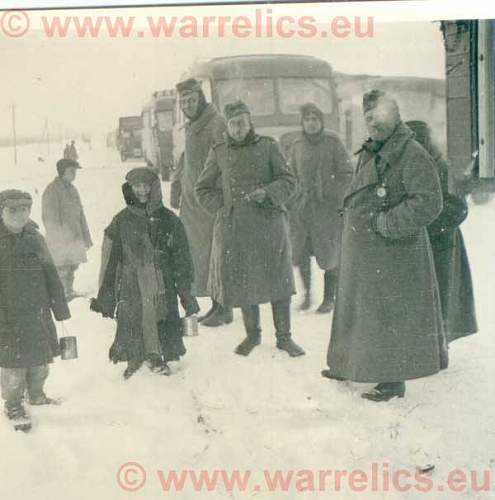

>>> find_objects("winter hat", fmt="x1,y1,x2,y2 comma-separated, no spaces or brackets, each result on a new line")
126,167,158,186
176,78,202,95
224,100,250,121
0,189,33,209
300,102,324,126
57,158,81,176
363,89,387,113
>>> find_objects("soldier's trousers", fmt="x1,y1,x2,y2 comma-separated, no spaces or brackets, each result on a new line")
241,299,292,340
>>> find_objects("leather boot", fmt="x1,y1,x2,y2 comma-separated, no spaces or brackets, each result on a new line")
198,299,217,323
235,305,261,356
273,300,305,357
316,269,337,313
321,369,346,381
201,302,233,327
123,357,143,379
361,382,406,402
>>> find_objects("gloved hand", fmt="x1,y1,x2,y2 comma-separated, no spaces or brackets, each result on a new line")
245,188,267,204
180,293,200,317
90,298,114,319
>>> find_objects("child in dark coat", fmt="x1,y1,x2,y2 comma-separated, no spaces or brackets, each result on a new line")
91,168,199,379
0,190,70,431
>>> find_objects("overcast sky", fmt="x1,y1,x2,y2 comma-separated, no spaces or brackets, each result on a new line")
0,7,445,139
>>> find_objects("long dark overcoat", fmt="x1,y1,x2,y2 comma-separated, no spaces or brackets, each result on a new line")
195,134,297,308
288,131,353,269
94,179,195,363
0,220,70,368
327,123,448,383
180,104,226,297
427,155,478,342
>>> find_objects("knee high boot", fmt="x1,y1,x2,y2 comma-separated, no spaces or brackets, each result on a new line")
201,300,234,327
235,305,261,356
272,299,305,357
316,269,338,314
298,258,312,310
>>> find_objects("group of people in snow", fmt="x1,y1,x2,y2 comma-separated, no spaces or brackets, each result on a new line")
0,81,478,431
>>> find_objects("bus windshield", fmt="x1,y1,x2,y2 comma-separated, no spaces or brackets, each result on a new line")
216,78,275,116
278,78,333,114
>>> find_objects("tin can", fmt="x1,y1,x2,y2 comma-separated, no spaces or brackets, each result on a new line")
183,315,199,336
60,336,78,360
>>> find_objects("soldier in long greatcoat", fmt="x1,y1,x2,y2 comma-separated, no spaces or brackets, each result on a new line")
324,90,448,402
176,78,232,327
288,103,353,313
196,100,305,357
406,120,478,343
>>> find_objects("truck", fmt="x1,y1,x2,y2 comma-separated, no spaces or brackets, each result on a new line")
117,115,143,162
141,89,175,180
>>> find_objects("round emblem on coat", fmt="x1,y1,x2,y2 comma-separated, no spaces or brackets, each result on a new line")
376,186,387,198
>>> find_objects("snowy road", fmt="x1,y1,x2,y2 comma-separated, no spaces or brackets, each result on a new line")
0,142,494,499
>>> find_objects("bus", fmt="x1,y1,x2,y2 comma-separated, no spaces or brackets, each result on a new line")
174,54,341,160
141,89,176,180
117,115,143,162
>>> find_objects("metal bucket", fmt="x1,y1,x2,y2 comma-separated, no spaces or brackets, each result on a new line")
60,336,78,360
183,315,199,336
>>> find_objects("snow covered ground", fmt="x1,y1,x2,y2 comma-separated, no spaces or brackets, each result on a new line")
0,141,494,500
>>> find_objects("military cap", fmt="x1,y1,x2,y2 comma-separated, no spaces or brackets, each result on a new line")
0,189,33,209
224,100,250,121
176,78,202,95
363,89,387,113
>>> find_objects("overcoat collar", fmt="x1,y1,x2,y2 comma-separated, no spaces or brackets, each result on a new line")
344,122,413,202
186,103,219,136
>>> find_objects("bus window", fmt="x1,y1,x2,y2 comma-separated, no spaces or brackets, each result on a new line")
156,110,173,131
278,78,333,115
198,78,212,101
216,78,275,116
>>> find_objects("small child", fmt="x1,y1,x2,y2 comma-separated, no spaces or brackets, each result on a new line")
91,168,199,379
0,189,70,431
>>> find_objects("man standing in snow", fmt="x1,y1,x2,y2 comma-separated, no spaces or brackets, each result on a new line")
196,100,305,357
288,103,353,313
176,78,232,328
42,158,93,300
324,90,448,401
0,190,70,431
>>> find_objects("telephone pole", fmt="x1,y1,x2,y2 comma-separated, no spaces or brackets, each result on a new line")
11,104,17,165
